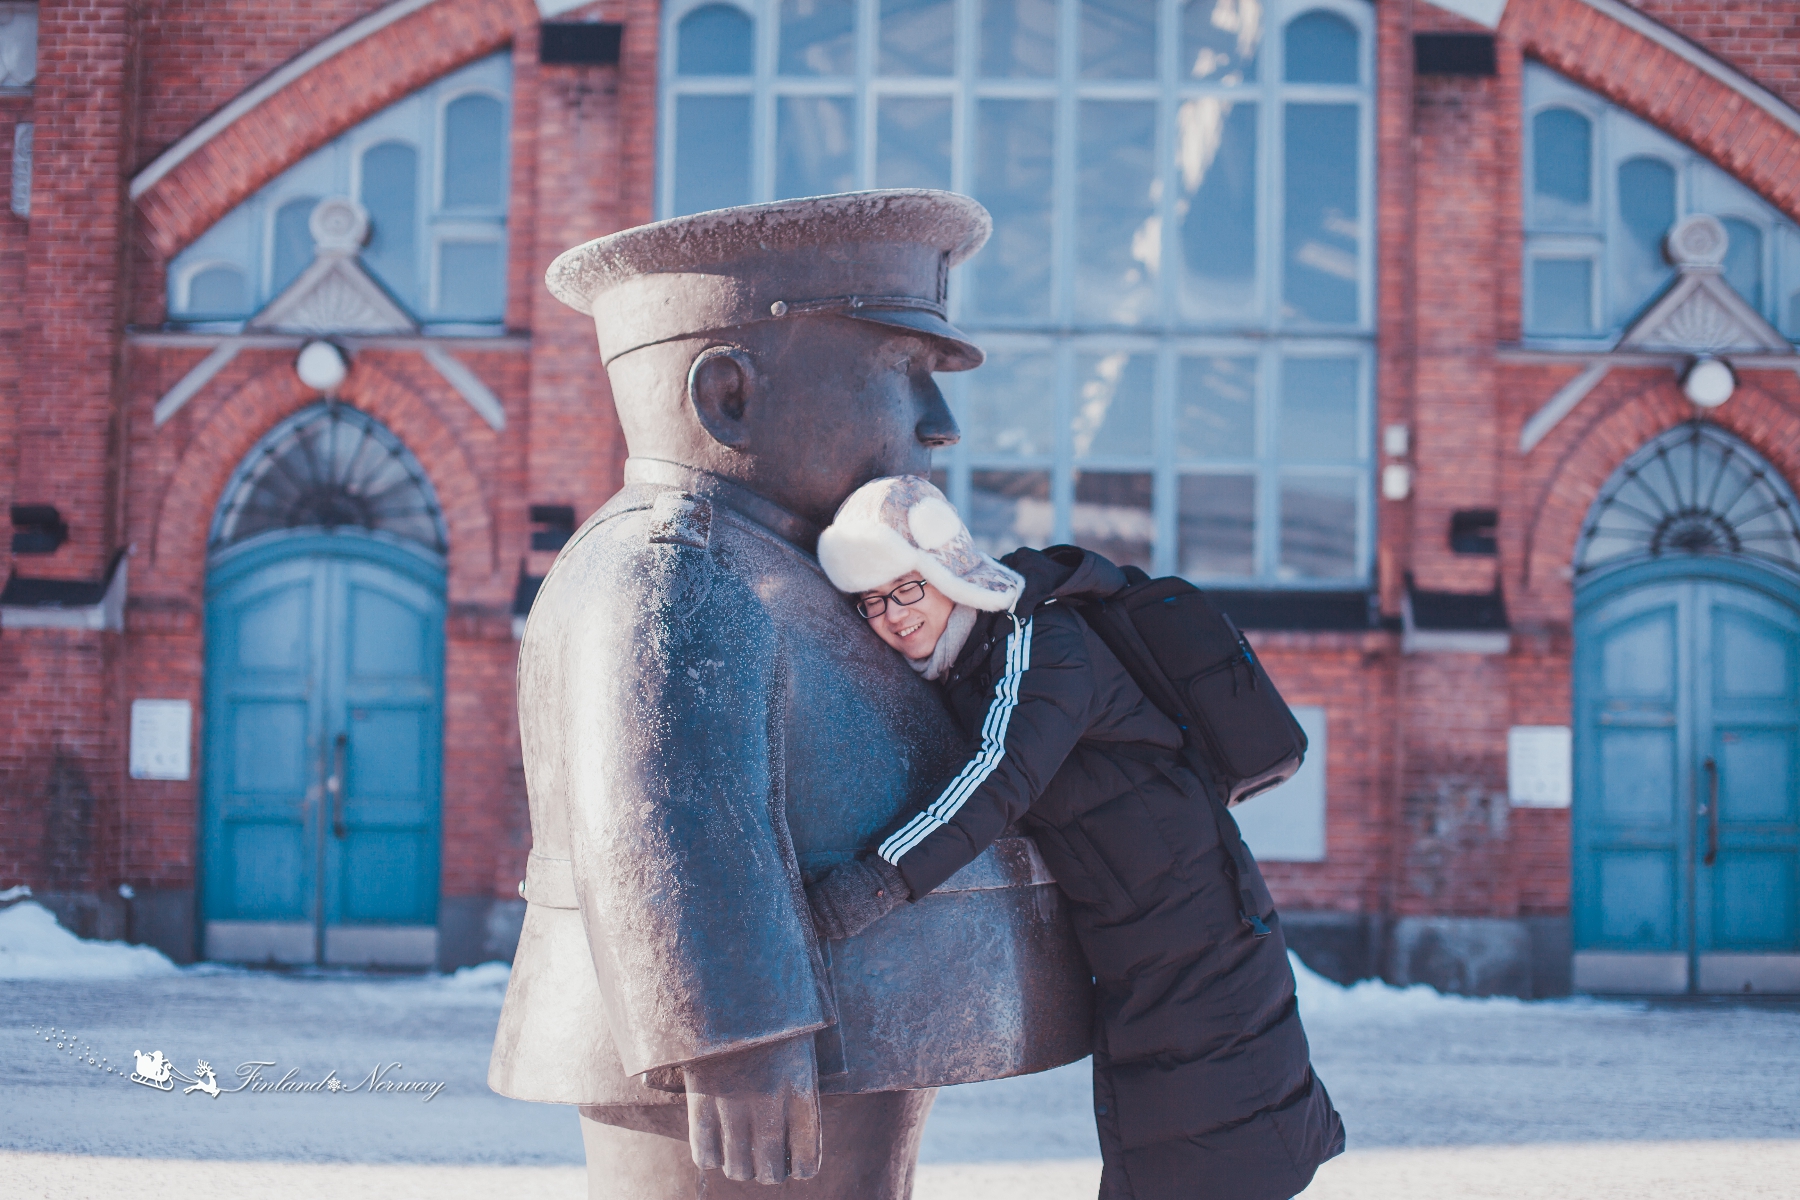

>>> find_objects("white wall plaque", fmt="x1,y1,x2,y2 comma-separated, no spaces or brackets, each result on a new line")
130,699,192,781
1233,706,1327,862
1508,725,1571,808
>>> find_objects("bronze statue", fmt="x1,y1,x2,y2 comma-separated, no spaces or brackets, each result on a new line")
487,191,1093,1197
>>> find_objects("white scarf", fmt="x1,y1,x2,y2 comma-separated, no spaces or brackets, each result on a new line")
907,604,978,682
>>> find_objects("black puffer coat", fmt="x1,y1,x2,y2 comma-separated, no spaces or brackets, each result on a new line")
877,547,1345,1200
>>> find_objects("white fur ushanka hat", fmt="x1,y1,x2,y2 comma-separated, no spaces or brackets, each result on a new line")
817,476,1025,612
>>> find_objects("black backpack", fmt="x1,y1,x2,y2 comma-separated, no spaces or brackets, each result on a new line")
1051,554,1309,808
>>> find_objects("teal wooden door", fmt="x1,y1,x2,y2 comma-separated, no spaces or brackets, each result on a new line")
202,534,444,966
1574,563,1800,993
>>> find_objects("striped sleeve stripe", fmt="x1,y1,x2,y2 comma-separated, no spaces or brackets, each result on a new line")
879,617,1034,865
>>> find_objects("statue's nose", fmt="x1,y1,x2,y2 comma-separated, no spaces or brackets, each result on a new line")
914,376,960,450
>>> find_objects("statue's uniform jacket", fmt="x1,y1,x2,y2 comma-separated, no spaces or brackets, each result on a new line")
488,476,1092,1107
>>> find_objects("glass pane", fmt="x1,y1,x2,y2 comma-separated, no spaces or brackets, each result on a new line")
1179,473,1256,578
1175,99,1258,321
877,97,953,190
188,266,248,315
1182,0,1261,83
971,99,1055,319
272,196,321,298
362,144,418,306
675,95,752,215
780,0,855,75
679,4,755,74
964,348,1056,455
1283,10,1357,84
1282,103,1359,324
443,94,505,209
1531,107,1591,222
1279,473,1357,580
969,469,1054,554
1072,352,1154,458
980,0,1056,78
1279,356,1358,460
1076,101,1158,325
1073,471,1155,571
1723,218,1763,310
1178,354,1256,459
1081,0,1156,79
1616,156,1676,314
880,0,954,75
437,240,505,320
1531,258,1593,334
777,96,857,199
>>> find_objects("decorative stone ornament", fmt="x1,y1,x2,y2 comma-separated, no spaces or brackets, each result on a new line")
1617,213,1790,357
1664,213,1729,269
247,197,417,336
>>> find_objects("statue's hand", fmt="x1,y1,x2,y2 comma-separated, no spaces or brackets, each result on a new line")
806,857,910,941
682,1035,821,1184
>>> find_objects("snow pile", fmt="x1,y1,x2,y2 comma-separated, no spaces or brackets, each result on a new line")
0,901,180,980
441,960,511,990
1290,950,1523,1016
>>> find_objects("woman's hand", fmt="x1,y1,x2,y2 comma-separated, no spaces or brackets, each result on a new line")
806,857,910,941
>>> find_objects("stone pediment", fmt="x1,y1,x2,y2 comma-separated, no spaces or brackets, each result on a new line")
246,197,417,337
1617,214,1791,355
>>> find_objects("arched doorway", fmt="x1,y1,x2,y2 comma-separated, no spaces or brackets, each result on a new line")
1572,422,1800,994
200,402,448,967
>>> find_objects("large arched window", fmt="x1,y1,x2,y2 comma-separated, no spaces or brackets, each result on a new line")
167,53,511,333
661,0,1376,585
1524,63,1800,347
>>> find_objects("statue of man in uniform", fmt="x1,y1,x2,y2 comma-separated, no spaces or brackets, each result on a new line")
488,191,1092,1198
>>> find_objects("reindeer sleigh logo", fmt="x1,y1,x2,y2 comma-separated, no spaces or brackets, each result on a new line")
129,1049,221,1097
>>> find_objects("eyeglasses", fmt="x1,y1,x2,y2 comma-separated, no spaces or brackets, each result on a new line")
856,579,928,618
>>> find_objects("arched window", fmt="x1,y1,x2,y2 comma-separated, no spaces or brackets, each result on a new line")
1283,10,1357,84
1723,218,1763,310
1576,421,1800,578
168,52,511,333
187,265,249,316
211,402,447,555
1523,64,1800,345
360,142,419,305
442,94,505,209
1530,107,1592,222
271,197,319,297
661,0,1375,584
679,3,755,73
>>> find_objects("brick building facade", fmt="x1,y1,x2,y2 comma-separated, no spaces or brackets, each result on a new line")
2,0,1797,994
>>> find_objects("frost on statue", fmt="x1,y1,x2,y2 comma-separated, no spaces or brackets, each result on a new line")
488,191,1094,1198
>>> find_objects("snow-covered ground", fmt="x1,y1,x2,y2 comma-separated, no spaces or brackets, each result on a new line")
3,900,1798,1198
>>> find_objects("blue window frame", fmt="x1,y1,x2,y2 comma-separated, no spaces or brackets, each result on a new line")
167,52,512,334
659,0,1376,585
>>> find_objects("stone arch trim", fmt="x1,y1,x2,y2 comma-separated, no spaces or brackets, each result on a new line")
1520,371,1800,591
1507,0,1800,223
151,357,498,598
131,0,538,259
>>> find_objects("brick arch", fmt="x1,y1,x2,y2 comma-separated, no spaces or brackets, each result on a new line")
1520,371,1800,590
1508,0,1800,223
132,0,538,259
150,358,498,598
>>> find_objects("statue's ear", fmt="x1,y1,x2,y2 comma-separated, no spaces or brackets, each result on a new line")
687,346,755,450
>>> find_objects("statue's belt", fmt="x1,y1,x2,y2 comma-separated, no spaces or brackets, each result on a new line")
518,838,1054,909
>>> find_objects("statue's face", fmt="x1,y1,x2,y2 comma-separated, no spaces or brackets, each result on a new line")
733,315,964,528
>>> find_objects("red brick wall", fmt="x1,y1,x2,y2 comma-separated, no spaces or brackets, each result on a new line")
1628,0,1800,111
7,0,1800,958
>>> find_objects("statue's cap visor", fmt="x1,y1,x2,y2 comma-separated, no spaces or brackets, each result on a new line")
839,305,983,371
546,189,991,371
